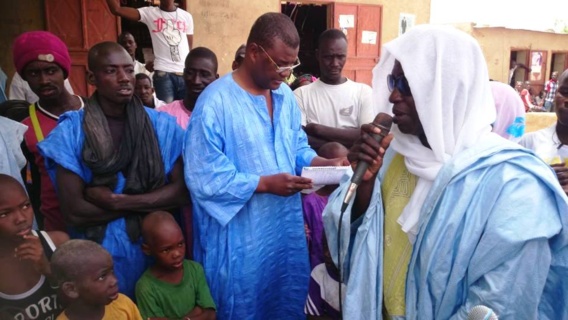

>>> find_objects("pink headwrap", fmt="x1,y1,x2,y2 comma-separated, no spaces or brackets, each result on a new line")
490,81,526,140
12,31,71,78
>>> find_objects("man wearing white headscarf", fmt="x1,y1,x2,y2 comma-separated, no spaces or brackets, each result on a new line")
323,25,568,319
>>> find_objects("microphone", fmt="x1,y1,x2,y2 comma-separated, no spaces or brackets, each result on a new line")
340,112,393,212
336,113,392,315
467,305,498,320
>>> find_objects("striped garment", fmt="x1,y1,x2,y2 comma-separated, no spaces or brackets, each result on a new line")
545,79,558,103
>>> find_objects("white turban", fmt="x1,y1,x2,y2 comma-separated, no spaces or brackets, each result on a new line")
371,25,496,242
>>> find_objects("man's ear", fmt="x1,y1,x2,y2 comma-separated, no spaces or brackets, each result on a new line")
87,71,96,86
248,43,259,64
215,73,219,79
62,281,79,299
141,243,151,256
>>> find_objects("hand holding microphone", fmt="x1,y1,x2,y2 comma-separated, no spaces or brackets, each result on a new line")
342,113,393,211
336,113,393,314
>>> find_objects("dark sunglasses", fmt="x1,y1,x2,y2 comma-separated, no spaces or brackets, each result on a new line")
387,73,412,96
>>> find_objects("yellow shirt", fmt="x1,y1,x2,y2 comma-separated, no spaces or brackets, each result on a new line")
381,154,417,317
57,293,143,320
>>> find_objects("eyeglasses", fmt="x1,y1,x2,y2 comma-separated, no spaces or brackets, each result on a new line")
256,44,301,74
387,73,412,96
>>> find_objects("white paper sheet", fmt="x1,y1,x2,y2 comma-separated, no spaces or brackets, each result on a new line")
301,166,350,186
361,30,377,44
339,15,355,29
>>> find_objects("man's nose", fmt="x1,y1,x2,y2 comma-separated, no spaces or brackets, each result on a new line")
331,57,340,66
117,69,129,82
39,72,50,85
190,74,203,85
388,88,402,103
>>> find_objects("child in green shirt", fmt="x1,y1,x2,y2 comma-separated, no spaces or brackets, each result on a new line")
136,211,216,320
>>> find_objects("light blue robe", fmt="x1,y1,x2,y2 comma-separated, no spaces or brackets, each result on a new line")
324,137,568,319
38,108,184,299
0,117,38,229
0,117,26,186
0,68,7,103
184,74,317,319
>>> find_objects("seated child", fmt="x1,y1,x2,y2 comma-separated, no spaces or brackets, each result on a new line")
51,239,142,320
136,211,216,320
0,174,68,319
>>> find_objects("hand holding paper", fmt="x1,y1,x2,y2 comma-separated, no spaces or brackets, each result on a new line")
300,166,351,194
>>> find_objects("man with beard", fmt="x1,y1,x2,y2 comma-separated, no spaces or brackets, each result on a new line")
184,13,347,319
323,25,568,319
38,42,187,298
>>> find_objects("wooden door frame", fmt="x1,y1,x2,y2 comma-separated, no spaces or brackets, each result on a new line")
45,1,121,51
45,0,121,96
328,3,383,58
509,48,531,82
280,1,384,44
280,1,383,85
280,0,334,27
551,50,568,72
509,48,531,64
331,2,382,85
352,3,382,61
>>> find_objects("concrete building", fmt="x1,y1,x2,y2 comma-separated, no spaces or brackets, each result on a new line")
0,0,430,97
188,0,430,83
453,23,568,93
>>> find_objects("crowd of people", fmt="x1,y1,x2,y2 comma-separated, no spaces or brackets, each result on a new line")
2,2,568,320
512,67,559,113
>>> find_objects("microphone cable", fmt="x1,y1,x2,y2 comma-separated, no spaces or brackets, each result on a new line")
336,201,349,317
334,113,392,318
